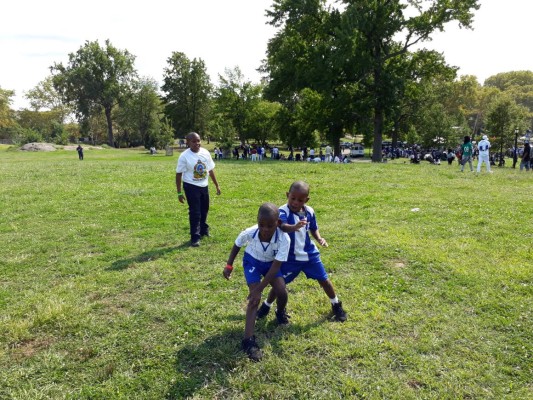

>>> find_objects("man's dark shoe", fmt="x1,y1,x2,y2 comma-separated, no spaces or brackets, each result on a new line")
275,308,291,325
332,301,347,322
256,303,271,320
241,336,262,361
190,239,200,247
200,232,211,238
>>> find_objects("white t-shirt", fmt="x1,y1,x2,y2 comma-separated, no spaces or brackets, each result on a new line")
176,148,215,187
235,225,290,263
478,139,491,155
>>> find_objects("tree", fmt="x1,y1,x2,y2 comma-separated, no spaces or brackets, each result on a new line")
0,87,16,131
51,39,137,146
214,67,262,143
25,76,73,123
161,52,212,138
263,1,479,159
16,109,63,142
264,1,352,154
340,0,480,161
247,100,282,145
485,71,533,127
485,94,528,165
114,77,163,148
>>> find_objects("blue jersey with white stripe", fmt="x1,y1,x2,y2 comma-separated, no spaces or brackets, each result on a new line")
279,204,320,262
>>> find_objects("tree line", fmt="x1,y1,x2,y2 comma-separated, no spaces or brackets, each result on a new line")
1,0,532,161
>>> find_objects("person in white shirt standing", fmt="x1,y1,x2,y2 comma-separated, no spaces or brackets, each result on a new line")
325,145,332,162
477,134,492,173
176,132,221,247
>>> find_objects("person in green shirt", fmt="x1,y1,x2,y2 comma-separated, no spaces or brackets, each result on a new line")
460,136,474,172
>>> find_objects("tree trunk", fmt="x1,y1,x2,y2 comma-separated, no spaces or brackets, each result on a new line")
372,105,384,162
105,106,114,147
371,53,383,162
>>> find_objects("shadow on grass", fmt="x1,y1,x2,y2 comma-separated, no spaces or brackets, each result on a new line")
107,243,190,271
166,329,242,399
166,317,328,399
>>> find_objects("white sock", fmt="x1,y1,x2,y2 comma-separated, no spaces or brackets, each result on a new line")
330,296,339,305
264,301,273,308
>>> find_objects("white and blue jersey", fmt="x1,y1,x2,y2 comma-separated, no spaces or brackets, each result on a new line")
235,225,290,284
279,204,321,262
278,204,328,283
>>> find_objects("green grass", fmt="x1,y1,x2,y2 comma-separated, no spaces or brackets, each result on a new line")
0,147,531,399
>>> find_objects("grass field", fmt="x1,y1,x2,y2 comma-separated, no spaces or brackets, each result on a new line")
0,146,531,399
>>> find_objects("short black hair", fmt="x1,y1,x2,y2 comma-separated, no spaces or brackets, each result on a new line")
257,202,279,221
289,180,310,195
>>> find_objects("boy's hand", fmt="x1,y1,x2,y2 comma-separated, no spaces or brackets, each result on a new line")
295,218,307,230
223,266,233,280
317,237,328,247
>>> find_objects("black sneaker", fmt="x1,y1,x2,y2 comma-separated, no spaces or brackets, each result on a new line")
256,303,271,320
190,239,200,247
332,301,347,322
275,308,291,325
241,336,262,361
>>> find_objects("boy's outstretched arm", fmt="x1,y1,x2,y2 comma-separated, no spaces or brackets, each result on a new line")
223,244,241,279
311,229,328,247
280,220,307,233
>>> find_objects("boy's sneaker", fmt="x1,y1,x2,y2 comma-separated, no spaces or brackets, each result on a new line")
275,308,291,325
332,301,347,322
256,303,271,320
241,336,262,362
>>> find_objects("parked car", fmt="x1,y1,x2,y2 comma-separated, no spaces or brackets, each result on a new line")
350,143,365,157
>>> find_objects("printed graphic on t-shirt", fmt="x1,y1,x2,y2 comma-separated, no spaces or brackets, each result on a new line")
193,160,207,180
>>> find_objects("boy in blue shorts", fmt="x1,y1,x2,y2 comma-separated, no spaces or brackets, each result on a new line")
223,202,291,361
257,181,347,322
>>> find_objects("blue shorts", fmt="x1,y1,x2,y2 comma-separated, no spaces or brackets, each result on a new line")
242,253,283,285
280,258,328,284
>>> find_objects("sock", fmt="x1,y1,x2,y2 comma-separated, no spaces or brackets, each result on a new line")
330,296,339,305
264,301,273,308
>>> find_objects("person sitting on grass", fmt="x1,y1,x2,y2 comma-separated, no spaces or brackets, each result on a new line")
256,181,347,323
223,202,291,362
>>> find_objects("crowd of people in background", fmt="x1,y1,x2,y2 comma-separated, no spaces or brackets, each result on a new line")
213,143,351,163
208,138,532,172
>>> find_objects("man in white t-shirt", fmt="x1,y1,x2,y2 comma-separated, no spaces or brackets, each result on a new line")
477,135,492,173
176,132,221,246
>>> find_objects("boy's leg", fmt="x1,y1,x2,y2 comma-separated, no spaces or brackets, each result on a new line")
183,183,202,244
271,277,290,325
256,287,275,319
199,186,210,237
243,282,262,361
245,283,261,339
318,279,347,322
257,262,299,319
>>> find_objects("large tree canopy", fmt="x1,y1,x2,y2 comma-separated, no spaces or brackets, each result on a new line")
161,52,212,138
50,39,137,146
264,0,480,160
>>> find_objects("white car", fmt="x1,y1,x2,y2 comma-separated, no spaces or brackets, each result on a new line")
350,143,365,157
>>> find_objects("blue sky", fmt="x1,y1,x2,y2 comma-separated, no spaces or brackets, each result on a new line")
1,0,531,109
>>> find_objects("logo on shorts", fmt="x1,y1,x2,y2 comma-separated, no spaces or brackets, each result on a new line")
283,272,293,279
248,267,256,273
